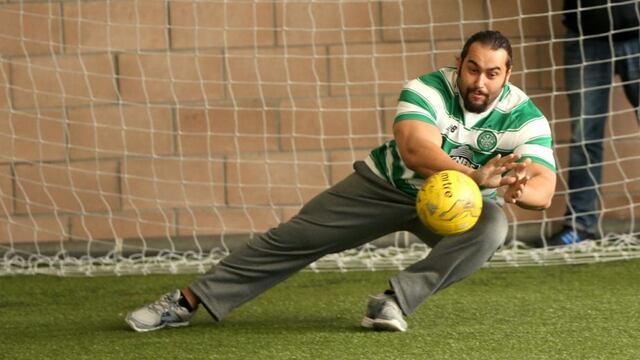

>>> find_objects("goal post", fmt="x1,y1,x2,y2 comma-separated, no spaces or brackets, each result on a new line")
1,0,639,275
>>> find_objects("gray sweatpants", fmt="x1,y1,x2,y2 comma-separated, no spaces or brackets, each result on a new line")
189,161,508,321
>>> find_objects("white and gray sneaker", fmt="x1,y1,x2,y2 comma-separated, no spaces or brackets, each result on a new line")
360,293,407,332
125,290,194,332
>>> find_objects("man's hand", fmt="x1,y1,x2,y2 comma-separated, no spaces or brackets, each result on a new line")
470,153,521,189
503,158,532,204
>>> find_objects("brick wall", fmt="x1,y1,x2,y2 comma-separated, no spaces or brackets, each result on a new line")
1,0,639,247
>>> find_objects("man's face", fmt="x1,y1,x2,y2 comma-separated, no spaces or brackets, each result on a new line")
457,42,511,113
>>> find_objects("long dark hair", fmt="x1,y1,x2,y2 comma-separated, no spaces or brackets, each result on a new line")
459,30,513,69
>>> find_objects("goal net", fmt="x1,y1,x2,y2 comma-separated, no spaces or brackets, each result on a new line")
1,0,639,275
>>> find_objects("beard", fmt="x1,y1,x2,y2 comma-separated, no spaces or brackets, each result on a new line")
457,75,506,114
461,87,491,113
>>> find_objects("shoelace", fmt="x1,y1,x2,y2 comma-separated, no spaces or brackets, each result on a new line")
147,294,176,313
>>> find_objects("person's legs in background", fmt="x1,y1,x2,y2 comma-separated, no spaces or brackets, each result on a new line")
616,36,640,118
549,33,613,246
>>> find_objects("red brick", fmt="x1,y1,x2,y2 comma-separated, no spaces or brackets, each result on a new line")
0,110,66,162
64,0,167,52
547,194,568,219
382,95,398,135
226,46,329,99
381,0,486,42
0,165,12,217
122,158,225,210
226,151,329,206
491,12,564,40
118,51,224,104
599,185,640,220
488,0,565,39
11,54,118,109
490,0,547,18
328,149,372,184
177,206,280,236
600,200,640,221
0,214,69,244
551,117,571,144
279,97,383,151
544,93,571,144
171,1,275,49
607,84,639,136
329,42,431,96
0,3,62,56
280,206,302,223
380,0,429,42
513,72,541,94
0,61,9,109
429,0,487,26
70,209,175,241
431,41,464,70
537,41,564,90
275,2,380,46
14,160,120,215
176,101,279,157
509,43,552,90
68,105,174,159
541,45,565,90
608,112,639,138
553,151,571,177
603,140,640,192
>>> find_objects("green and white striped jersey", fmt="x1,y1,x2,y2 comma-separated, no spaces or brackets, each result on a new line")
365,67,556,198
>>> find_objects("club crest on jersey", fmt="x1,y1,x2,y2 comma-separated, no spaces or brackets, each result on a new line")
477,130,497,152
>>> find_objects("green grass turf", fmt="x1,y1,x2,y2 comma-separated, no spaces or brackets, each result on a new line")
1,259,639,360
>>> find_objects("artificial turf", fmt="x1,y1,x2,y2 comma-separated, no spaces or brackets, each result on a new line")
1,259,639,359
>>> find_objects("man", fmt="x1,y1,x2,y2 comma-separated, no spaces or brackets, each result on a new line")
126,30,556,333
548,0,640,246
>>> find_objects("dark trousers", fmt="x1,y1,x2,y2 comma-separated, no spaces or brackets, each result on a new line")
563,30,640,234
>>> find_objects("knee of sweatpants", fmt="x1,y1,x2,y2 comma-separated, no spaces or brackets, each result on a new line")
472,201,508,252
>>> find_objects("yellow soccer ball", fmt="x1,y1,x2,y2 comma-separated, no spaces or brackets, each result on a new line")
416,170,483,236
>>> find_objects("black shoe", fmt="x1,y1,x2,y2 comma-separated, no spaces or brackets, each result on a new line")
543,227,594,247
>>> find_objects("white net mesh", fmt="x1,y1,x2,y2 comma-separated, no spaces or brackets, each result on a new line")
1,0,640,276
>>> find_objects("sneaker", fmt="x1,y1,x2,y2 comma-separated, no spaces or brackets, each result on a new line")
360,293,407,332
544,227,593,247
125,290,194,332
